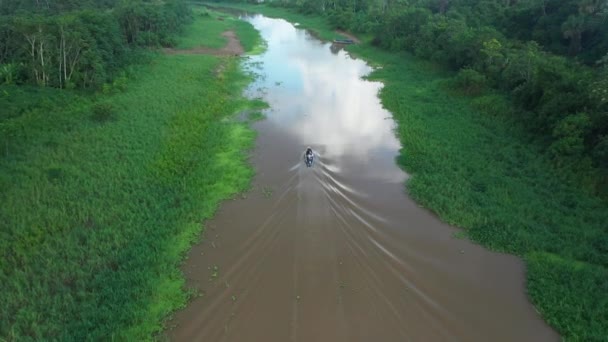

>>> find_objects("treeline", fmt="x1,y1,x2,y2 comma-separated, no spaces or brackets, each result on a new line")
0,0,191,89
259,0,608,195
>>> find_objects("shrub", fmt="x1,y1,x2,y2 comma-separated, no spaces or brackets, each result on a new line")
592,135,608,170
550,113,591,156
451,68,487,95
0,63,20,85
470,94,513,117
91,102,116,122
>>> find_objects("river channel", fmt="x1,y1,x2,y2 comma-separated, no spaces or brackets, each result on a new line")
167,15,558,341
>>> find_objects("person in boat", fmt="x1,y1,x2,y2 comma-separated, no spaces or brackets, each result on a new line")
305,147,313,156
304,147,314,165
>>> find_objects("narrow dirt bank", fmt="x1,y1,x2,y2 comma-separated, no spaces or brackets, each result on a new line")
335,30,360,43
164,30,244,56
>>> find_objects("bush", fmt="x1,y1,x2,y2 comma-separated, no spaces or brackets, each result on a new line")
549,113,591,158
527,252,608,341
0,63,22,85
451,68,487,95
160,35,178,47
470,94,513,117
593,135,608,170
136,31,160,47
91,102,116,122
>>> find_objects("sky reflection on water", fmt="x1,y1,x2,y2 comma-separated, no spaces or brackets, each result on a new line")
245,16,402,182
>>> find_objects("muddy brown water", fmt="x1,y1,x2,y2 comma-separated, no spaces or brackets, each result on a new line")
167,15,558,342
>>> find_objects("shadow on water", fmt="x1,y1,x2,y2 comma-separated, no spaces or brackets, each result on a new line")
167,15,559,342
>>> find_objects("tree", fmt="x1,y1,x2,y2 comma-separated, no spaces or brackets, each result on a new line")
57,15,86,88
591,54,608,103
438,0,450,13
562,14,586,56
13,15,55,86
0,63,19,85
549,112,591,162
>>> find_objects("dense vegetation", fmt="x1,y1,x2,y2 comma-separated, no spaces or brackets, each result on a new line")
2,0,606,339
0,0,191,89
211,2,608,340
0,4,264,340
364,47,608,341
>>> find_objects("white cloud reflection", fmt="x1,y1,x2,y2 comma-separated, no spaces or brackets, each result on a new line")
246,16,403,181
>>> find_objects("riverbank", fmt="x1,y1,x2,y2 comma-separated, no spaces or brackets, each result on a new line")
208,3,607,340
0,9,263,340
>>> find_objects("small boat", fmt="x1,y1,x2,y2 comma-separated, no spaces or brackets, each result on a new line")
304,152,314,167
333,39,355,44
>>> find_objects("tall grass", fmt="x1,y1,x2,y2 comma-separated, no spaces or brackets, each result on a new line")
178,6,264,53
209,4,608,340
177,8,231,49
0,10,264,340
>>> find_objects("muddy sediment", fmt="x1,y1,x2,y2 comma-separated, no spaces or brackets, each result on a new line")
166,15,558,342
164,30,244,56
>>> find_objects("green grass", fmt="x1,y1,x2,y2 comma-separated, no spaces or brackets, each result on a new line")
247,111,265,122
234,20,266,54
177,6,263,52
176,8,230,49
0,9,264,341
208,4,608,340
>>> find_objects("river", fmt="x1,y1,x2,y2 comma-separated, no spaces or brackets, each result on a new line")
167,14,558,341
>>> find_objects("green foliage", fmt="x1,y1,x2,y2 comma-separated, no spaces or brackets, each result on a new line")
470,94,513,117
207,3,339,41
0,63,20,85
327,9,352,30
549,113,591,158
0,11,263,340
175,6,263,53
1,0,120,14
247,111,265,122
358,45,608,340
234,19,264,53
504,0,608,63
0,1,192,89
0,85,87,158
527,252,608,340
90,102,116,122
590,61,608,107
176,8,231,49
116,1,192,48
451,68,487,95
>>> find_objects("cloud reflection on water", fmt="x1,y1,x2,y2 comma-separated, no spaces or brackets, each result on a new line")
246,15,403,182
